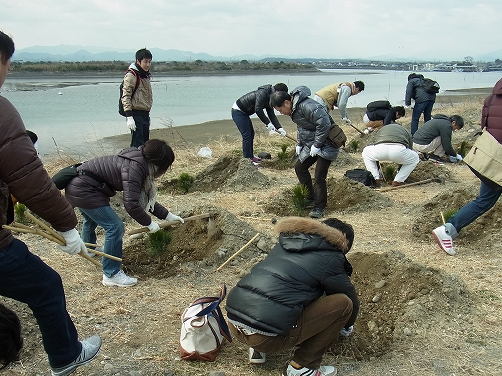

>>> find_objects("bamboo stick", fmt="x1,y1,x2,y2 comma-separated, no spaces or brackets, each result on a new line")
216,233,260,272
85,248,122,262
127,213,212,235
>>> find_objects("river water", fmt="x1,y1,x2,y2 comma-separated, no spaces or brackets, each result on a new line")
1,69,500,157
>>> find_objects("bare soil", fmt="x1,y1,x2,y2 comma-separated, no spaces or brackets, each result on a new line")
2,93,502,376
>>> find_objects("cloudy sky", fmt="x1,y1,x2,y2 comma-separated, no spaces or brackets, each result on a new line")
2,0,501,60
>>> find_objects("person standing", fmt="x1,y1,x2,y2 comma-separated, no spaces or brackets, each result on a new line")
226,216,359,376
404,73,437,135
313,81,365,125
362,123,419,187
231,83,289,164
64,139,184,287
271,86,340,218
432,78,502,255
121,48,153,147
0,30,101,376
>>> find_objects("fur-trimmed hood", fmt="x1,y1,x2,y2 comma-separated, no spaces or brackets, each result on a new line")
275,216,349,253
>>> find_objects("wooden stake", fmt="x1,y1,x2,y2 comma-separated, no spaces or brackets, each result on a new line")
440,211,446,224
85,248,122,262
127,213,212,235
216,233,260,272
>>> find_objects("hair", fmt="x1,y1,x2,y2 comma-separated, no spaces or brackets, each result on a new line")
273,83,288,93
450,115,464,129
135,48,152,62
407,73,423,81
142,139,175,174
270,91,292,108
394,106,405,117
354,81,365,91
322,218,354,252
0,304,23,369
0,31,15,65
26,130,38,144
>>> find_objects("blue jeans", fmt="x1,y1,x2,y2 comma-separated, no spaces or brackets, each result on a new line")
445,180,502,238
79,206,124,277
411,100,434,135
0,239,81,368
131,112,150,147
232,109,255,159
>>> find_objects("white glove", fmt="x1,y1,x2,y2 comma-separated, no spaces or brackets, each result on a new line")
277,128,287,137
126,117,136,131
147,221,161,233
342,117,351,124
310,146,321,157
340,325,354,337
295,145,302,155
266,123,276,135
166,212,184,223
57,229,87,255
449,155,458,163
456,153,463,161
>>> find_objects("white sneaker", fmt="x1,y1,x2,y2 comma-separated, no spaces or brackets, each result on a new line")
432,226,456,255
249,347,266,364
51,335,101,376
283,364,337,376
102,270,138,287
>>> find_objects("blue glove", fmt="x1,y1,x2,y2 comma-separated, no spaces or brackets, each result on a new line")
456,153,463,161
310,146,321,157
340,326,354,337
449,155,458,163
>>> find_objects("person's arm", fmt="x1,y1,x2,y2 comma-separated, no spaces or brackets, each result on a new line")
404,81,414,106
383,109,394,125
440,126,457,156
337,85,351,119
121,164,154,226
265,107,282,129
324,271,360,328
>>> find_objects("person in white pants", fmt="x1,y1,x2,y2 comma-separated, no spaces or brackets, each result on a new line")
362,123,419,187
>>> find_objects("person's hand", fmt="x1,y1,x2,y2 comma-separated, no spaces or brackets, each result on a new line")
57,229,87,255
126,117,136,131
449,155,458,163
340,325,354,337
456,153,463,161
166,212,185,223
147,221,161,233
342,117,352,125
266,123,276,135
310,146,321,157
277,128,287,137
296,145,302,155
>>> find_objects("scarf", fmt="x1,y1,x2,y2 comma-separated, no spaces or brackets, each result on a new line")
139,164,157,213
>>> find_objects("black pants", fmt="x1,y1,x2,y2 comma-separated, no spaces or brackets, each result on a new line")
295,156,332,210
130,112,150,147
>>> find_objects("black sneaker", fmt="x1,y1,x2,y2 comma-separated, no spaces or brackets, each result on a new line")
309,208,325,219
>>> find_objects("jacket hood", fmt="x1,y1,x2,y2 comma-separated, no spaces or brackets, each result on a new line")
290,86,312,112
257,84,272,92
118,146,145,163
274,216,348,253
493,78,502,95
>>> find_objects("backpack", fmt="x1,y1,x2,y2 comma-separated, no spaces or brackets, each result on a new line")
366,100,391,112
344,168,376,187
51,163,109,190
118,68,141,116
422,78,440,94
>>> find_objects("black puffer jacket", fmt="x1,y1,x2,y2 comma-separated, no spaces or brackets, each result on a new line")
404,74,436,106
225,217,359,335
64,147,168,226
235,84,282,129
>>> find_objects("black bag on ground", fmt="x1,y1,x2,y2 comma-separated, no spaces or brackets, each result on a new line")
366,100,391,112
344,168,376,187
51,164,82,189
328,124,347,148
422,78,440,94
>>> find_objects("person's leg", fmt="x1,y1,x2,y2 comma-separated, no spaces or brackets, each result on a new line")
445,181,502,238
130,113,150,147
362,145,382,180
423,100,434,123
78,206,124,277
79,209,98,246
313,157,333,210
0,239,81,368
295,156,317,201
232,109,254,159
389,146,420,182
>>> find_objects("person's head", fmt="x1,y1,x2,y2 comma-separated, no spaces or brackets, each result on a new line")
270,91,293,115
322,218,354,253
135,48,152,72
0,31,15,88
353,81,365,94
273,83,288,93
394,106,405,119
450,115,464,130
0,304,23,369
142,139,175,176
407,73,423,81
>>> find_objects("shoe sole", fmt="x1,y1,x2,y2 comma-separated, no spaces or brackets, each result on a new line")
51,344,101,376
249,358,266,364
102,280,137,287
432,231,456,255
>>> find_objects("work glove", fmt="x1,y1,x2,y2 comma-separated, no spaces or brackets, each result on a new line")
57,229,87,255
277,128,287,137
309,146,321,157
296,145,302,155
340,325,354,337
342,117,352,125
456,153,463,161
126,117,136,131
166,212,185,223
449,155,458,163
147,221,161,233
266,123,276,135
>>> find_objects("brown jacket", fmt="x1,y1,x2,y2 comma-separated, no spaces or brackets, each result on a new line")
0,96,77,250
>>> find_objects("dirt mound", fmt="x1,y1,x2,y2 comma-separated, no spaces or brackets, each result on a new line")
327,177,392,212
329,250,470,360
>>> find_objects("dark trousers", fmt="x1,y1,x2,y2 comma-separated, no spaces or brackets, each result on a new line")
410,100,434,135
0,239,81,368
295,156,332,209
131,112,150,147
229,294,353,369
232,109,255,159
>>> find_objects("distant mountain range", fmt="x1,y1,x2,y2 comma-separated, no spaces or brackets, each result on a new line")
12,45,502,63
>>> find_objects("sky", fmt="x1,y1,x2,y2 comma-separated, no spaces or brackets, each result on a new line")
2,0,502,61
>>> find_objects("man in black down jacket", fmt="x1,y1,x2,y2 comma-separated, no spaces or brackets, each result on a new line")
226,217,359,376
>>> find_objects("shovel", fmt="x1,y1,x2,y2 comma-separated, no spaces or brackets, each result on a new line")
378,178,444,192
